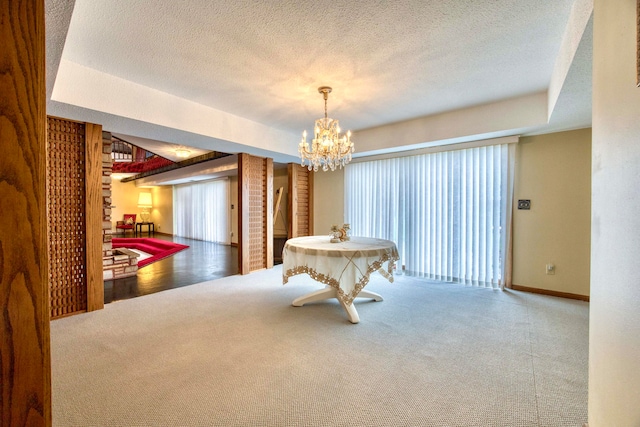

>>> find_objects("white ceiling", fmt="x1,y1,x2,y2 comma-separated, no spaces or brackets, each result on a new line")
46,0,592,166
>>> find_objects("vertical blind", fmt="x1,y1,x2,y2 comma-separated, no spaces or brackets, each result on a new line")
345,144,515,289
173,178,230,244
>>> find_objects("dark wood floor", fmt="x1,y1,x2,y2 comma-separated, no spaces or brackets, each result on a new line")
105,234,238,304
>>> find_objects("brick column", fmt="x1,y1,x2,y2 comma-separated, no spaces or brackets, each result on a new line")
102,132,138,281
102,131,113,257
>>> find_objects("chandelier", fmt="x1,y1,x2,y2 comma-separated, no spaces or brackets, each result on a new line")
299,86,354,172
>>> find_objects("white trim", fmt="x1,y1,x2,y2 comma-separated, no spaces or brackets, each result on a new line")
350,135,519,163
173,175,229,188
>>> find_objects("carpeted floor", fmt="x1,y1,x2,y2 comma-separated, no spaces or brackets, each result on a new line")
50,266,588,426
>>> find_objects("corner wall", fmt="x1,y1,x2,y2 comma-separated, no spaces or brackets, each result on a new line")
111,179,141,233
313,168,345,235
512,128,591,297
589,0,640,424
150,186,173,235
273,167,289,237
111,180,173,234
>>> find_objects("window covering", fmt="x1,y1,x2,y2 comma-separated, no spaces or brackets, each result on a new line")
345,143,515,289
173,178,230,244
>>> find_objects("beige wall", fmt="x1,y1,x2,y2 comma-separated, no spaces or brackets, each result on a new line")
150,185,173,234
589,0,640,425
512,128,591,296
111,179,140,232
313,168,345,235
273,168,289,237
111,179,173,234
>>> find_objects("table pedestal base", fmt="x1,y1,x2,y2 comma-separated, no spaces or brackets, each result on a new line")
292,287,383,324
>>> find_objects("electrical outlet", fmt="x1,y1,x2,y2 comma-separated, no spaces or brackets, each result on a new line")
546,263,555,275
157,225,161,231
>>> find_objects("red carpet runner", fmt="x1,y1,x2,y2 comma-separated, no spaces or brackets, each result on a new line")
111,238,189,268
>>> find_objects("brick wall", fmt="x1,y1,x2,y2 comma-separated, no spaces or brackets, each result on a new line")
102,131,138,280
103,248,139,280
102,131,113,258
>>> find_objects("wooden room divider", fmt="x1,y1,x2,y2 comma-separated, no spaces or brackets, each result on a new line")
288,164,314,238
46,117,103,318
238,153,273,274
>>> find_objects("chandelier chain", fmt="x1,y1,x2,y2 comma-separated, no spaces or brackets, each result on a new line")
324,96,328,119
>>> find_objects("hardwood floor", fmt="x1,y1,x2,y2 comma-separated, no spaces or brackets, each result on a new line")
105,234,238,304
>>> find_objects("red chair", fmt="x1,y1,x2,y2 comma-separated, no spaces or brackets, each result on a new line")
116,214,136,235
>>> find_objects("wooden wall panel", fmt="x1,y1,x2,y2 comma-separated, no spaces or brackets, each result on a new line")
0,0,51,425
288,164,314,238
265,158,274,269
248,155,265,271
238,154,249,273
238,154,273,274
85,124,104,311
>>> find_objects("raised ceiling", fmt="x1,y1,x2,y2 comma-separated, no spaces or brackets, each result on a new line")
46,0,592,164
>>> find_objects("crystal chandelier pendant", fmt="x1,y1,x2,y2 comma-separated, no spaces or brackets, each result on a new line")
299,87,354,172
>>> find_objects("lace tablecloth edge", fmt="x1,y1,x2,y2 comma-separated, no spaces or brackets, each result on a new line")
282,253,400,305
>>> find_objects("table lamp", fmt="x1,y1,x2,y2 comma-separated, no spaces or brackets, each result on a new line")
137,192,152,222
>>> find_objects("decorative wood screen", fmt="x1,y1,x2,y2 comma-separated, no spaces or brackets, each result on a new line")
238,154,273,274
288,164,314,238
47,117,103,318
47,118,87,317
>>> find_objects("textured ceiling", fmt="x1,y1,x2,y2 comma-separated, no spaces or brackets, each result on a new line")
46,0,592,163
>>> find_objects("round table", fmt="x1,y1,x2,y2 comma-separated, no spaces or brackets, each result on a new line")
282,236,399,323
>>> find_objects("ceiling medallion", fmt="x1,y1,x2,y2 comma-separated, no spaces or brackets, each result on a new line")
299,86,354,172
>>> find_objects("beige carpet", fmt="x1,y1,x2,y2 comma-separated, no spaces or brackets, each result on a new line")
51,266,588,426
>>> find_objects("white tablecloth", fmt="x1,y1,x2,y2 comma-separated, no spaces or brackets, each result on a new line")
282,236,399,305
